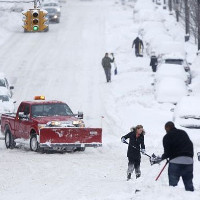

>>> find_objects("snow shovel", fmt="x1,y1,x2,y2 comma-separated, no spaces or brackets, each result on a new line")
138,45,143,57
155,159,169,181
114,60,117,75
123,141,151,159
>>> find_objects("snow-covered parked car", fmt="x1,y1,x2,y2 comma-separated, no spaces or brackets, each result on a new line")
173,96,200,129
160,53,191,72
0,87,16,121
155,77,189,104
155,63,191,85
0,73,14,97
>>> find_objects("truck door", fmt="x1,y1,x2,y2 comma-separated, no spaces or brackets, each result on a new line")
15,103,32,139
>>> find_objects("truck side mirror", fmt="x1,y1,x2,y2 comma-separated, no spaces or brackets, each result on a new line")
78,111,83,119
18,112,29,120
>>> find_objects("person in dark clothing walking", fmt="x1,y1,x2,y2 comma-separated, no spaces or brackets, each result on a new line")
132,37,144,57
150,52,158,72
151,121,194,191
101,53,115,82
121,125,146,180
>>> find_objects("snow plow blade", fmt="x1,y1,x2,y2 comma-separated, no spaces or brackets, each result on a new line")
39,127,102,148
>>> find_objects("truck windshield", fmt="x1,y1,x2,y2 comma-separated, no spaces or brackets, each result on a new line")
31,103,74,117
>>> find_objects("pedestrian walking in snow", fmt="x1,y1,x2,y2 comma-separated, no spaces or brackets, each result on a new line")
132,37,144,57
151,121,194,191
150,52,158,72
101,53,115,83
121,125,146,180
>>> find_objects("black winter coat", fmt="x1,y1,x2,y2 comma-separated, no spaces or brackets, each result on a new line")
101,56,114,69
122,131,145,161
132,37,143,49
161,127,194,160
150,56,158,67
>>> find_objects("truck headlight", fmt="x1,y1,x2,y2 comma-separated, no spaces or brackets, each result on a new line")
72,120,85,127
46,121,61,127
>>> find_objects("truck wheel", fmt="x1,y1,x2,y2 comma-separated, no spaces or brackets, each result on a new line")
5,130,15,149
30,135,39,152
76,147,86,152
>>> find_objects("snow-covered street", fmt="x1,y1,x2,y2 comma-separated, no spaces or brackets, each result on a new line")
0,0,200,199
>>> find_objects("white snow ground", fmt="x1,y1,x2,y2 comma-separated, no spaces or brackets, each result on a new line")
0,0,200,199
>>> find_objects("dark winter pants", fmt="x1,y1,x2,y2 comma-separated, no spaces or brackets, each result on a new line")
135,48,139,57
103,67,111,82
152,65,157,72
168,163,194,191
127,158,141,175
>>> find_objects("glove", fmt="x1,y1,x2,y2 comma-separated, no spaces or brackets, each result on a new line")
111,53,114,56
141,149,146,155
121,137,126,143
150,154,162,165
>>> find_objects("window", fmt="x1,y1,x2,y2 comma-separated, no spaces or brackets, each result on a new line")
31,103,73,117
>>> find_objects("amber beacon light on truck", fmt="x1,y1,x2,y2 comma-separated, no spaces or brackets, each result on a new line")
34,96,45,100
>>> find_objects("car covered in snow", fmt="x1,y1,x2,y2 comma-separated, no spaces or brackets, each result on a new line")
154,77,189,104
155,63,191,84
0,73,14,97
0,87,16,121
160,53,191,73
173,96,200,129
45,7,60,23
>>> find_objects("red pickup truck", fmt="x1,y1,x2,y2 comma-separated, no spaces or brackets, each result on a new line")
1,96,102,152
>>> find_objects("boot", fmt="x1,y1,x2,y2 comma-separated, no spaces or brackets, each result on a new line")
127,173,131,181
136,173,141,179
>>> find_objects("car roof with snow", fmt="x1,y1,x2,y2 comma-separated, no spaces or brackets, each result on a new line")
21,100,66,106
0,87,10,95
162,52,185,60
175,96,200,118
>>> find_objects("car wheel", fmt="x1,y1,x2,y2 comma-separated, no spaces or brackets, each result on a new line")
5,130,15,149
30,135,39,152
76,147,86,152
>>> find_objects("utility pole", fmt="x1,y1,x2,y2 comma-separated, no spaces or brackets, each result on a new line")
34,0,37,8
163,0,167,9
185,0,190,41
168,0,173,14
198,0,200,50
175,0,179,22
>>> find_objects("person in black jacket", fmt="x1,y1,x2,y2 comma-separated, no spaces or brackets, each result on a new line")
151,121,194,191
121,125,145,180
132,37,144,57
150,52,158,72
101,53,115,82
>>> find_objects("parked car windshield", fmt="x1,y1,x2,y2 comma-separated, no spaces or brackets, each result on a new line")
0,79,6,87
45,8,57,13
0,95,9,102
31,103,74,117
164,59,183,65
